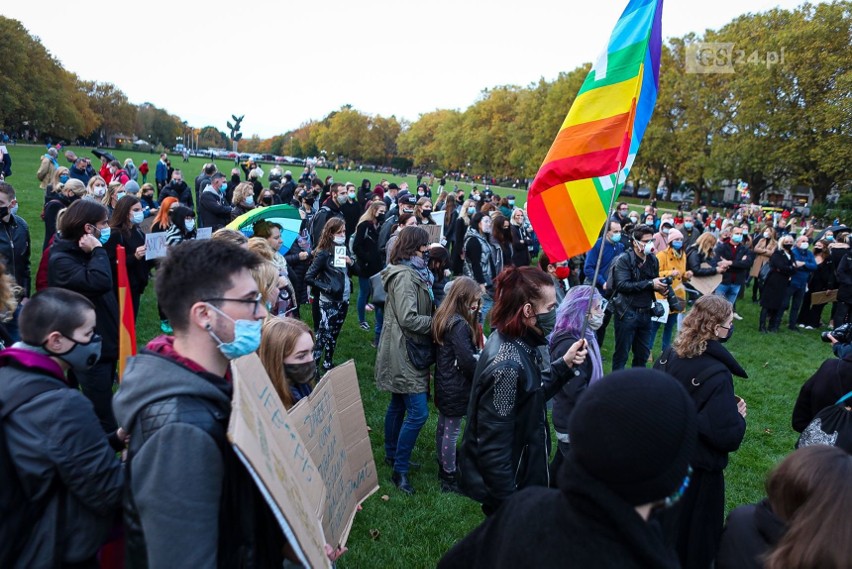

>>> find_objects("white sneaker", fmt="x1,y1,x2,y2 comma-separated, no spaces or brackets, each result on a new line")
733,313,743,321
798,324,805,328
804,325,814,330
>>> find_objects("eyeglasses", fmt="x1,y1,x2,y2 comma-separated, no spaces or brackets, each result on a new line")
203,292,263,316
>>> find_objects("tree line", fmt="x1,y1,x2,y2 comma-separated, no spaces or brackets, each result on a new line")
1,2,849,203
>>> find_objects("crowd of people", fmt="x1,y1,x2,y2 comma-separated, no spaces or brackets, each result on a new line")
1,146,851,568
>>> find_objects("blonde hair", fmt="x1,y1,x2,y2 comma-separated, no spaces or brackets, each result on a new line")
247,237,276,262
103,181,125,206
86,175,107,195
231,182,254,206
63,178,86,198
0,262,19,322
672,295,732,358
694,232,717,259
358,201,386,226
258,317,315,409
51,167,70,190
250,261,279,306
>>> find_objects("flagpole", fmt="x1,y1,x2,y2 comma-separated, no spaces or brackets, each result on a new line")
580,159,626,340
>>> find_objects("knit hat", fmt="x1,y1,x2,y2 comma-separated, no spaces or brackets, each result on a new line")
667,228,684,243
568,368,697,506
124,180,140,194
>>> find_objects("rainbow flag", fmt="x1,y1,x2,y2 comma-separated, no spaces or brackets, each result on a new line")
116,245,137,380
528,0,664,261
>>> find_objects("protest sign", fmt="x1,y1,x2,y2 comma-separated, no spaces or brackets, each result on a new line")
424,224,443,244
196,227,212,240
229,356,378,565
290,361,379,548
230,355,330,569
333,246,347,268
144,232,168,260
689,274,722,297
431,210,446,231
811,289,838,306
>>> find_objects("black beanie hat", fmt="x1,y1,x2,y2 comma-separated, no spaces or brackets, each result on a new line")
568,368,697,506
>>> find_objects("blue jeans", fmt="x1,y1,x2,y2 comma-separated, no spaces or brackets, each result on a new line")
481,295,494,328
650,313,678,355
714,283,741,308
612,309,653,371
784,285,806,329
357,275,372,323
374,306,384,345
384,392,429,474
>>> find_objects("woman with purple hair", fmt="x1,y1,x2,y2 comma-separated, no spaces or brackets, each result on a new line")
548,285,605,461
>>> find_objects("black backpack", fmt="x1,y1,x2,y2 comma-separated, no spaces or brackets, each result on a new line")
796,388,852,454
0,378,63,566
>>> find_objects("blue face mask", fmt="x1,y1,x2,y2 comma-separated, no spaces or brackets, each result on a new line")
131,211,144,225
732,234,743,243
671,241,683,251
59,174,70,183
683,222,693,230
508,200,515,206
467,207,476,215
206,304,262,360
611,232,622,243
97,227,111,244
245,195,255,206
115,192,126,201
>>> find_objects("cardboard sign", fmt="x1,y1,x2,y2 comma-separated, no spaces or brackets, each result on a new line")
196,227,212,240
424,224,443,244
229,356,377,567
290,361,379,548
811,289,838,306
690,274,723,297
333,246,347,268
144,232,168,260
230,354,329,569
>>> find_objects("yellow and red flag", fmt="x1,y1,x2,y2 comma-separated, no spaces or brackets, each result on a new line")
116,245,137,380
528,0,664,261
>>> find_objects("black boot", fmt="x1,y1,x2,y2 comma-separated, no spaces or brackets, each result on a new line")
391,471,415,495
438,468,462,494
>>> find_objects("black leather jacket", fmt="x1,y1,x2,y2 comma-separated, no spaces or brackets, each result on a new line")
458,330,580,512
611,249,658,309
305,249,353,301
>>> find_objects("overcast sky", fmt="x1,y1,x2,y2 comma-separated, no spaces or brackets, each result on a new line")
4,0,821,138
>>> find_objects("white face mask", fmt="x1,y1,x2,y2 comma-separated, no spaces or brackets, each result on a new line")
798,242,809,250
94,185,107,197
588,311,605,330
185,219,196,232
642,241,654,256
333,236,345,245
763,231,771,239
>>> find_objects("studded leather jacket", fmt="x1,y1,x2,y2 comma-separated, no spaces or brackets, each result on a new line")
458,330,580,512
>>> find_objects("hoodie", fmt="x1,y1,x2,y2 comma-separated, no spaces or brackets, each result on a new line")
113,336,234,569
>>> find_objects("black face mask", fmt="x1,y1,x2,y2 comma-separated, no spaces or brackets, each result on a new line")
0,206,8,218
719,323,734,343
376,213,386,225
262,197,273,205
284,361,317,385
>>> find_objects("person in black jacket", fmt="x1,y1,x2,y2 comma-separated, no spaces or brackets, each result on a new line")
0,182,30,341
457,266,587,515
717,445,852,569
309,183,348,246
47,200,119,433
610,224,668,371
0,288,124,568
283,226,312,314
508,208,531,267
193,163,216,206
835,239,852,326
353,202,387,331
104,196,150,317
441,368,697,569
340,182,361,239
158,170,193,208
433,277,482,493
798,239,835,328
197,172,232,230
792,348,852,433
305,218,355,371
654,294,748,569
42,178,85,251
760,236,798,332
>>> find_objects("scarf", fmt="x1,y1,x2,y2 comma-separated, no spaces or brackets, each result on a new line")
401,256,434,287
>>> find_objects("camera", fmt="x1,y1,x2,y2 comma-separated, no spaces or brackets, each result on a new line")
660,276,673,286
821,323,852,344
658,276,682,313
651,301,666,318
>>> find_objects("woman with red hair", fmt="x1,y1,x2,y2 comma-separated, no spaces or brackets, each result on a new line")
457,265,587,515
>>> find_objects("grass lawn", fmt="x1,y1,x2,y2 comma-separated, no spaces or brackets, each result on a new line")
5,143,832,567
